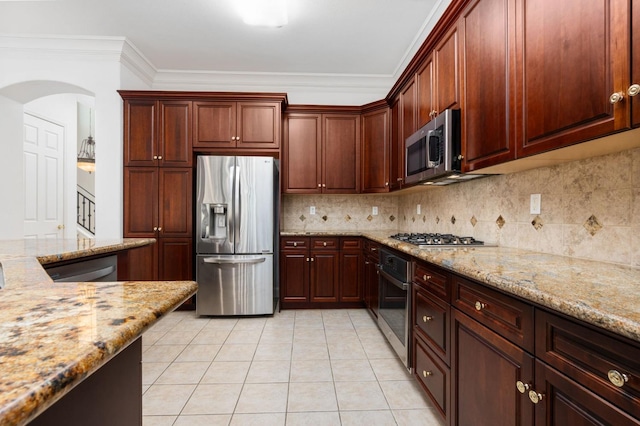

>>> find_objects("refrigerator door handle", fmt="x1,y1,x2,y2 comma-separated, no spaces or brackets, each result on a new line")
202,256,266,265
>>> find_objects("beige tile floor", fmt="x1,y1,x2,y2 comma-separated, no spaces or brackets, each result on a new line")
142,308,444,426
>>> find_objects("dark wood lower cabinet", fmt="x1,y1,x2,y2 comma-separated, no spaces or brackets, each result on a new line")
339,249,362,303
310,250,339,303
280,250,310,304
534,360,640,426
452,309,535,426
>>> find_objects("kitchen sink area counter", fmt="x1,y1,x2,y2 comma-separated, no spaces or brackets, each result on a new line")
282,231,640,343
0,238,198,426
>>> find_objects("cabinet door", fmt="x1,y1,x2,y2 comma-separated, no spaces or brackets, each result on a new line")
159,238,193,280
310,251,340,302
124,99,156,166
237,102,280,149
280,251,310,303
632,2,640,128
159,101,192,167
389,98,404,190
159,168,192,238
434,25,460,113
534,360,640,426
123,167,158,237
460,0,517,171
401,79,417,147
322,114,361,193
193,101,236,148
361,108,390,193
517,0,630,157
452,309,534,426
283,113,322,193
117,243,158,281
339,250,362,302
417,55,435,128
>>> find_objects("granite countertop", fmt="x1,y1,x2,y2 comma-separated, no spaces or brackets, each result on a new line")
0,238,198,426
282,230,640,344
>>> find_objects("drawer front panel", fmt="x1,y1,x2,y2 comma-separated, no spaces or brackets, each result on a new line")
536,310,640,419
414,286,449,363
280,237,308,250
340,238,362,250
414,336,449,419
453,276,534,352
311,238,339,250
414,261,449,302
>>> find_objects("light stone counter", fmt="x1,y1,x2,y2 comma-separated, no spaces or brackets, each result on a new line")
282,230,640,343
0,238,198,426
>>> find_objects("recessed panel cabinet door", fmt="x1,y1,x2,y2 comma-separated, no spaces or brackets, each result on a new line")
460,0,516,171
124,100,156,166
310,251,340,302
361,108,390,193
123,167,158,237
237,102,280,149
159,238,193,280
280,252,310,303
159,168,192,238
283,114,322,193
193,101,236,148
159,101,192,167
517,0,630,157
389,98,403,190
322,114,361,193
417,55,434,128
434,25,459,114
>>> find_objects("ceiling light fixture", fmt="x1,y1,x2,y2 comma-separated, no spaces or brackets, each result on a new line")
238,0,288,27
77,109,96,173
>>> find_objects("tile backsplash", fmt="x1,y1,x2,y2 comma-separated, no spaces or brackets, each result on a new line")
281,147,639,267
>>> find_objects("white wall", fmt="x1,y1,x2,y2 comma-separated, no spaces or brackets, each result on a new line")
0,41,126,239
0,96,24,239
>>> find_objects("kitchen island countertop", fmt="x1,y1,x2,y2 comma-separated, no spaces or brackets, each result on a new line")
0,238,198,426
282,230,640,343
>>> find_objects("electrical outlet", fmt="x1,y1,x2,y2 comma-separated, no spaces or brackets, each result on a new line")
417,204,421,215
310,206,316,215
372,206,379,216
530,194,541,215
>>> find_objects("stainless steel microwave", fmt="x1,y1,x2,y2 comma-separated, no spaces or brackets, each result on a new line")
404,109,462,185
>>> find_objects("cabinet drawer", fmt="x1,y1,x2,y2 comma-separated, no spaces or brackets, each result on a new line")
364,240,380,258
452,275,534,352
414,285,450,364
340,238,361,250
311,237,339,250
280,237,308,250
536,310,640,419
414,261,449,302
414,335,449,420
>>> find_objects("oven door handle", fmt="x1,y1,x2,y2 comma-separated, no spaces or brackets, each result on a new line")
378,267,410,291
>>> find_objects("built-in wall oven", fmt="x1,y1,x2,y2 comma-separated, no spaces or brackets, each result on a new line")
378,247,412,370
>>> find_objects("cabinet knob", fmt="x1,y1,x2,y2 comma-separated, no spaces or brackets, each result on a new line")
318,183,322,187
157,155,162,160
385,182,389,186
153,155,158,160
457,155,464,161
474,301,486,311
397,178,403,182
423,274,431,281
516,381,531,394
423,315,433,322
311,257,315,262
153,227,158,231
422,370,433,378
323,242,327,247
365,261,370,265
371,248,377,251
610,92,624,104
607,370,629,388
322,184,326,188
157,227,162,232
528,390,544,404
293,242,297,247
306,258,310,262
628,84,640,97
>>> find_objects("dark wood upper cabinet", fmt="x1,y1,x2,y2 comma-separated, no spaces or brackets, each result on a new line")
361,106,390,193
282,113,322,193
158,168,193,238
389,97,404,190
401,79,417,146
460,0,517,171
434,25,459,114
417,56,435,128
632,1,640,128
124,99,192,167
193,101,280,150
282,111,360,194
516,0,631,157
323,114,361,193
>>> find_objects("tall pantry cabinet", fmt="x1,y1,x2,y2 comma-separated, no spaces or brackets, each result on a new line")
120,96,193,281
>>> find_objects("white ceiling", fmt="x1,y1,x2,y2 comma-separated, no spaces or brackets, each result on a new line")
0,0,452,101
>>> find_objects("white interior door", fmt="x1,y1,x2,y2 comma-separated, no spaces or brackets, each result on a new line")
23,113,65,239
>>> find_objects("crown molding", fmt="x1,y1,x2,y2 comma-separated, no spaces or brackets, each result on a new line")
119,39,157,87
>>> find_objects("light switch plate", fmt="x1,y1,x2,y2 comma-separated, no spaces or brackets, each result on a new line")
372,206,378,216
417,204,421,215
530,194,541,215
310,206,316,215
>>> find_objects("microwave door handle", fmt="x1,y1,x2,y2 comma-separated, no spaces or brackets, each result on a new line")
426,129,435,168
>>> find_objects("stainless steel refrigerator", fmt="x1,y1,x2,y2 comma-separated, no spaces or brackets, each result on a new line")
195,155,278,316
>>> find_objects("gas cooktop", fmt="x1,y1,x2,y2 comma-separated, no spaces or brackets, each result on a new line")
390,233,495,249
